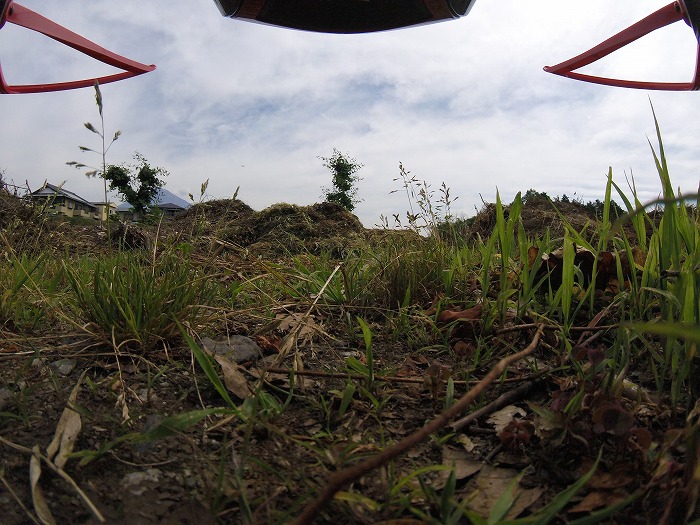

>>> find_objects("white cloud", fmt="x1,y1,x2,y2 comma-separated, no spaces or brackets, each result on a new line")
1,0,698,225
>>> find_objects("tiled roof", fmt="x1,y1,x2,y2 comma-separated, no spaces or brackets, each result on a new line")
116,188,191,212
30,183,97,209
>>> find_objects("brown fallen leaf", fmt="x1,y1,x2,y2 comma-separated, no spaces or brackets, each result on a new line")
569,489,629,514
487,405,527,433
275,312,325,342
46,372,85,469
435,446,483,489
467,465,544,520
436,304,483,324
211,354,254,399
587,469,635,490
30,446,56,525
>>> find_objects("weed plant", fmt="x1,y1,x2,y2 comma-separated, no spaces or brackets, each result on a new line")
65,247,215,349
0,254,50,330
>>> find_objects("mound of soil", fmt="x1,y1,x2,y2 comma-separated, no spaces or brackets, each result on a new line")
0,191,110,256
169,199,367,258
460,198,638,244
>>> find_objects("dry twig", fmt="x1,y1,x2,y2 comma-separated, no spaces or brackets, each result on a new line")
450,379,537,432
290,324,545,525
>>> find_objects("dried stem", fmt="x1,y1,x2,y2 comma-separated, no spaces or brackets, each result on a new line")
290,324,545,525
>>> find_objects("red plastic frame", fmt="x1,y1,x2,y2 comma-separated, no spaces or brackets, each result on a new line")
0,0,155,94
544,0,700,90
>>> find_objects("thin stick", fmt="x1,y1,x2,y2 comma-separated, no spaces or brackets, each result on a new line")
0,470,41,525
0,436,106,523
261,366,550,387
495,322,618,335
289,325,544,525
450,380,536,432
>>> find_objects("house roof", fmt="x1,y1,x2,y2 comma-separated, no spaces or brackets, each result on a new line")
29,183,97,210
116,188,191,212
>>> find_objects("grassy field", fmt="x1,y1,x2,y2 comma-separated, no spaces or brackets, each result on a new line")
1,120,699,524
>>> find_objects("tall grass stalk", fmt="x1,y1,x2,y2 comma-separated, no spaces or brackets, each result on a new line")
67,82,120,250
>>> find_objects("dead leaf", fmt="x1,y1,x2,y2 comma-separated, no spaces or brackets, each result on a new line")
467,465,544,520
569,489,629,513
116,390,130,424
30,445,56,525
456,434,477,453
436,446,483,489
46,372,85,469
527,246,540,269
212,354,254,399
587,469,634,490
276,312,324,342
487,405,527,433
436,304,482,324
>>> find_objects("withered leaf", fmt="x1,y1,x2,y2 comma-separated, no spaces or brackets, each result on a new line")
436,304,482,324
487,405,527,433
438,446,483,487
46,372,85,469
569,489,630,514
468,465,543,519
592,403,635,436
212,354,254,399
30,446,56,525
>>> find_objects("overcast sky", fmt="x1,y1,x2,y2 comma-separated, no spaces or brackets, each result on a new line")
1,0,699,225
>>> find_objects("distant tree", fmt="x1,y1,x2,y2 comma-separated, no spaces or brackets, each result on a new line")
522,189,550,205
320,149,363,212
104,153,167,215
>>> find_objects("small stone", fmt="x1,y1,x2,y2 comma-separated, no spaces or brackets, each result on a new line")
0,388,14,411
120,468,162,496
50,358,77,376
201,336,263,363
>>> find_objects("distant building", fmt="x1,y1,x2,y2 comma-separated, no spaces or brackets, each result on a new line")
92,201,118,222
115,188,191,221
28,182,107,220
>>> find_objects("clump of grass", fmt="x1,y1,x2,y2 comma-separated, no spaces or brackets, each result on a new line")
617,107,700,406
0,253,50,330
65,247,215,349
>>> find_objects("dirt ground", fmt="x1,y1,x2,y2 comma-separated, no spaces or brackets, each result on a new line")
0,196,696,524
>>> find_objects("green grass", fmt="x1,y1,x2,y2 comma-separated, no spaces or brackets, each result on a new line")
65,247,216,349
